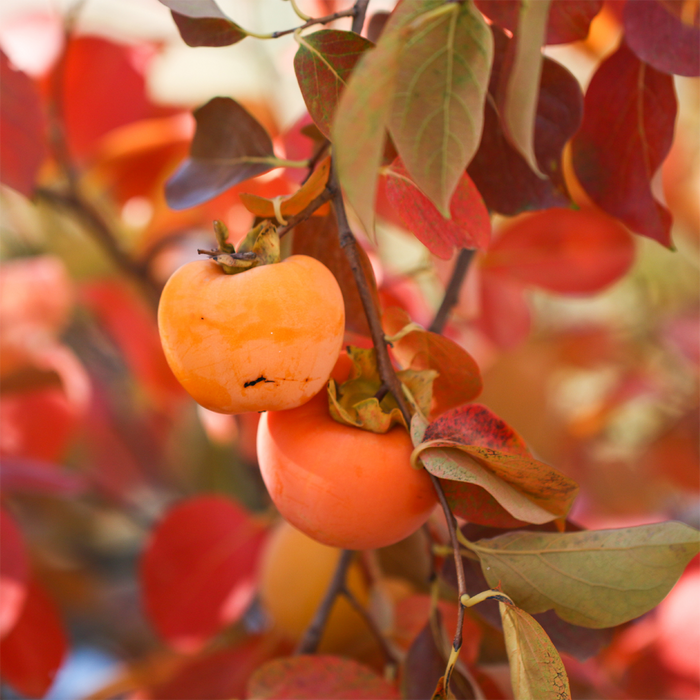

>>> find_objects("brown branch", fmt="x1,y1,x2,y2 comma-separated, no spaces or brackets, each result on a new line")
296,549,355,654
351,0,371,34
40,13,161,310
328,161,469,653
277,187,334,239
270,7,357,38
429,248,475,335
35,188,161,308
341,586,398,666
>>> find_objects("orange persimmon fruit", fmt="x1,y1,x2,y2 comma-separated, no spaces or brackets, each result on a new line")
158,256,345,414
258,520,370,652
256,354,438,550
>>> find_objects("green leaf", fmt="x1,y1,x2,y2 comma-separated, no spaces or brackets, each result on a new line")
332,28,404,236
472,522,700,628
497,0,551,177
294,30,374,140
413,442,578,525
388,0,493,216
500,600,571,700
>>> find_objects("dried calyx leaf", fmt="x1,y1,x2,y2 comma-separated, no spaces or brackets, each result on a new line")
328,346,436,434
199,220,280,274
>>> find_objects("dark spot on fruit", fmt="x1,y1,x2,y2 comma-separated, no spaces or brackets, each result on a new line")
244,375,275,388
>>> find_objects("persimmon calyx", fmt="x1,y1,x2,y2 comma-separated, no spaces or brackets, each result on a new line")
327,346,436,434
199,220,281,274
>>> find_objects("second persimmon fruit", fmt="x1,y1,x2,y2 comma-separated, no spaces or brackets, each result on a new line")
257,354,438,550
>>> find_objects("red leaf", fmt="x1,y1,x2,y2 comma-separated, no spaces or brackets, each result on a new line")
624,0,700,77
0,457,87,497
423,404,553,528
140,635,284,700
467,28,582,216
476,0,603,44
571,41,677,246
80,279,185,407
0,579,67,698
383,160,491,258
424,404,531,456
482,207,636,294
61,36,173,160
0,509,28,640
0,255,74,336
88,113,192,205
247,655,401,699
475,271,531,350
140,495,266,653
655,565,700,680
0,50,47,196
0,387,80,463
294,29,374,140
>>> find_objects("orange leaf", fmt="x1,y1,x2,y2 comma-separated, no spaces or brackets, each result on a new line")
239,156,331,221
383,307,482,417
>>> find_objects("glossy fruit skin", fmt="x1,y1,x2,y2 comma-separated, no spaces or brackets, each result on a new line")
158,256,345,414
257,354,438,550
258,521,369,652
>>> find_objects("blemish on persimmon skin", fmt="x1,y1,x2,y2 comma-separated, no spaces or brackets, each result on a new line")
244,376,275,388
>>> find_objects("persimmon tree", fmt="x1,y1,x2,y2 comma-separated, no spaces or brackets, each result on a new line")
0,1,699,699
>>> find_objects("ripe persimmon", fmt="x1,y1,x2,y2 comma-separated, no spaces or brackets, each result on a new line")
158,255,345,414
257,354,438,550
258,520,369,652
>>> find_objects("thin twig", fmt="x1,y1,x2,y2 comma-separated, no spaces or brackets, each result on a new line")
301,140,331,185
268,7,357,38
296,550,355,654
277,187,334,238
35,188,161,307
429,248,475,335
432,475,466,650
341,586,398,666
351,0,371,33
329,161,469,653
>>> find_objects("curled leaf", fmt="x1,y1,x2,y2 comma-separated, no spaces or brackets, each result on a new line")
239,156,331,221
415,405,578,526
499,600,571,700
327,347,435,433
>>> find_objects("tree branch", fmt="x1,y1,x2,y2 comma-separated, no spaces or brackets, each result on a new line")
35,188,161,308
429,248,475,335
341,585,398,666
266,8,357,38
276,187,334,239
328,161,469,652
296,549,354,654
351,0,371,34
